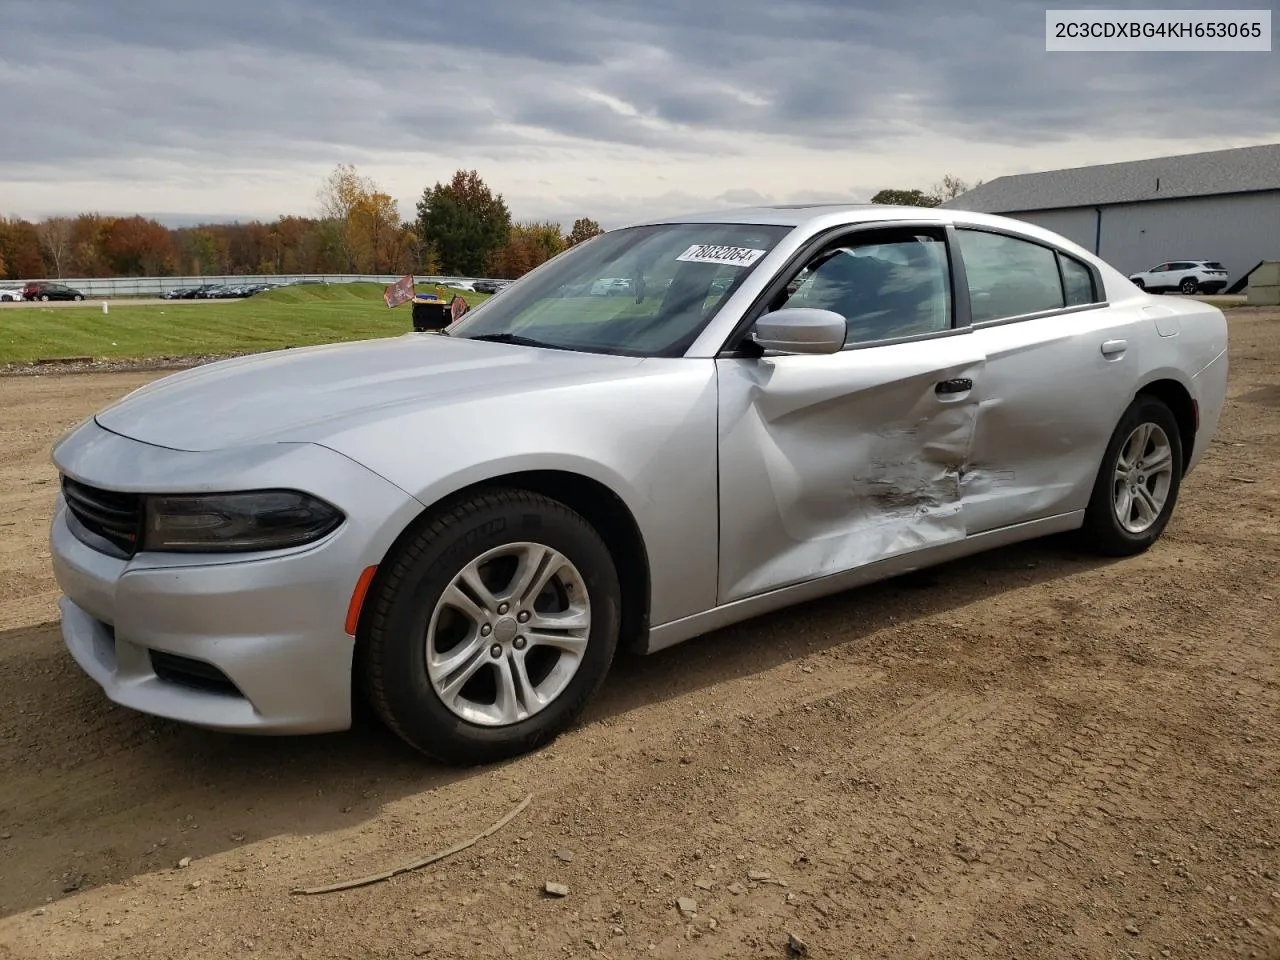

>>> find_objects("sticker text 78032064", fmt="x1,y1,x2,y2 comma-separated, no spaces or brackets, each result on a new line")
675,244,768,267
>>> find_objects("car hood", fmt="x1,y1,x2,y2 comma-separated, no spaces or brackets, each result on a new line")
94,334,644,452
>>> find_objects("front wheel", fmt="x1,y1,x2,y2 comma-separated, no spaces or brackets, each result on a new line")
1179,277,1199,295
360,488,621,765
1132,278,1145,291
1079,396,1183,556
73,294,83,301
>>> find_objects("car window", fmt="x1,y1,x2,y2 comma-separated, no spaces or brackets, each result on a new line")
1205,262,1227,271
957,229,1066,322
775,230,952,346
448,222,792,357
1059,253,1097,306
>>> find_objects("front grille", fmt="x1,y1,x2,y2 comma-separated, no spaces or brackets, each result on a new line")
150,651,243,697
61,476,142,558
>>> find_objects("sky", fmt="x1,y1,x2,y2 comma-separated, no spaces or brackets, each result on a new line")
1,0,1276,229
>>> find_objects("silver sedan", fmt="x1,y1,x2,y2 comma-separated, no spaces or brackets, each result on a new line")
49,204,1229,764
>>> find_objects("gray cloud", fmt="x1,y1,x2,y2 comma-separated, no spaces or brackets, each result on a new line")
1,0,1276,219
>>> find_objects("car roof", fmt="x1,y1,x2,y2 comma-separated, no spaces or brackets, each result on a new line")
619,203,1115,258
622,203,1061,233
627,203,917,228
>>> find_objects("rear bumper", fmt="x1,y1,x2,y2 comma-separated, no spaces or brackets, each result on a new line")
1187,348,1228,474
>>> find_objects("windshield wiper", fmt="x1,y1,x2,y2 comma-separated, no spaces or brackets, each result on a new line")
464,332,569,350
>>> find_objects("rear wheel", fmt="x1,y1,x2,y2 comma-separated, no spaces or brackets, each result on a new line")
360,488,621,765
1079,396,1183,556
1179,277,1199,295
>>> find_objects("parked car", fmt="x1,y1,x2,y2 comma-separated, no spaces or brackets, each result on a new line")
49,205,1228,766
22,281,85,301
0,283,23,302
590,277,632,296
1128,260,1230,295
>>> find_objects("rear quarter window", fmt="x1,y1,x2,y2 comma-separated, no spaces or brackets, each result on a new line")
956,229,1066,322
1059,253,1098,306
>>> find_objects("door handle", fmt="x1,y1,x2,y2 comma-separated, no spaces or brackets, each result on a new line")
935,378,973,395
1100,339,1128,357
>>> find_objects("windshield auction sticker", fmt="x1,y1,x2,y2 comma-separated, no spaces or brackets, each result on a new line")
676,244,767,267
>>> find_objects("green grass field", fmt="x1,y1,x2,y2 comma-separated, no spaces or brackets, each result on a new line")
0,282,1248,367
0,283,489,365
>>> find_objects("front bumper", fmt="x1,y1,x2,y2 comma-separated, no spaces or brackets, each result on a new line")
50,421,425,734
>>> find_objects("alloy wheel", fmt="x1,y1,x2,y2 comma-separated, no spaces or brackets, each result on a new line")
425,541,591,727
1112,422,1175,534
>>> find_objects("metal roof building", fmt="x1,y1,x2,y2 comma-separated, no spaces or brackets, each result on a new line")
942,143,1280,290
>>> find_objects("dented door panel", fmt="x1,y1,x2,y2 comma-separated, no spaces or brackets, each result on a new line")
716,336,986,604
960,305,1148,535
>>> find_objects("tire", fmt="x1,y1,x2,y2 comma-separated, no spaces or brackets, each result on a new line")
360,487,621,765
73,294,83,301
39,294,49,301
1179,277,1199,295
1132,279,1145,290
1079,395,1183,556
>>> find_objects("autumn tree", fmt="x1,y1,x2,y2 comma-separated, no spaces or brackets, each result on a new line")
566,217,604,247
317,163,375,271
0,217,46,278
487,221,566,279
349,191,401,273
264,216,327,273
102,216,177,275
36,217,74,278
69,215,112,276
315,164,413,273
179,228,227,275
416,169,511,276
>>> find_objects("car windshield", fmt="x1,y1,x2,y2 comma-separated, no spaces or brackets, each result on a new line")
446,222,793,356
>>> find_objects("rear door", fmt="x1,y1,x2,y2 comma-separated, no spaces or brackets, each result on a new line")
715,224,986,604
952,224,1146,534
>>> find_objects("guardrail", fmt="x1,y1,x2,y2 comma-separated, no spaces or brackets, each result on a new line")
1,274,504,298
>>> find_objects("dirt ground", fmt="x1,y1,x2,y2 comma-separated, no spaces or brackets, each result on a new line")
0,312,1277,960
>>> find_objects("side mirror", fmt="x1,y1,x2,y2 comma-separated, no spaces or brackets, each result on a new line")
752,307,846,355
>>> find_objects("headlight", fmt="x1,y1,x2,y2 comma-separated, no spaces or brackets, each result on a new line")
142,490,344,553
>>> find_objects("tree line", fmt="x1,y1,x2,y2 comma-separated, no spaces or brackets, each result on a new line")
0,165,603,281
0,167,978,281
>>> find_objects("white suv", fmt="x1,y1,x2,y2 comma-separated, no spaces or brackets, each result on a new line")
0,283,24,302
1128,260,1230,295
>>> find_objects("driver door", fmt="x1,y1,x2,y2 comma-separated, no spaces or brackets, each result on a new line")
715,225,986,604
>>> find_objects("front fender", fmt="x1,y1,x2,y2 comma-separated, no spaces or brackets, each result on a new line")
317,358,722,627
